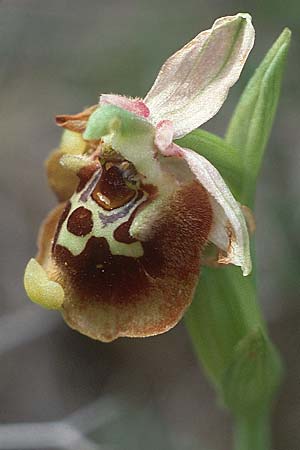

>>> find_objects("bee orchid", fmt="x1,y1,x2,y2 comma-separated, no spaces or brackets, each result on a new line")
24,13,254,342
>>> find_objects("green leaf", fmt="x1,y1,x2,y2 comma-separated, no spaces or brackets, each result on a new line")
225,28,291,205
176,129,242,198
221,328,282,417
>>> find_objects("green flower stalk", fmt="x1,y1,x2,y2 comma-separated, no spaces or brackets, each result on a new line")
23,13,290,450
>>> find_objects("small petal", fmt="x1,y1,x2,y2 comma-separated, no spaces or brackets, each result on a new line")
154,122,184,158
46,130,88,201
100,94,150,118
60,154,96,174
154,120,174,152
177,147,252,276
46,148,80,201
60,129,88,155
144,13,255,138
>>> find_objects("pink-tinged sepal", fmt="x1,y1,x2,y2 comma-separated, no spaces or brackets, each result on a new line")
144,14,255,138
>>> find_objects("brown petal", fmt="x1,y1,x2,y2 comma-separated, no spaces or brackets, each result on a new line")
43,181,212,342
56,105,98,133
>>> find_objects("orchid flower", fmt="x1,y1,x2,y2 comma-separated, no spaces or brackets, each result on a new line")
24,13,255,342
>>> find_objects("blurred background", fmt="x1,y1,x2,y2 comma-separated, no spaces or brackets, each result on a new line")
0,0,299,449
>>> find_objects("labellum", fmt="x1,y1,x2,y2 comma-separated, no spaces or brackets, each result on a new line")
24,13,254,341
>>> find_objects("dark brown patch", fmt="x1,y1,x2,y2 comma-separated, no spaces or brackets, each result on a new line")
76,163,100,193
113,220,137,244
54,237,150,304
67,207,93,236
92,165,136,210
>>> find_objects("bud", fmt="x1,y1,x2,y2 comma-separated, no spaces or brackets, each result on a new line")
221,328,282,416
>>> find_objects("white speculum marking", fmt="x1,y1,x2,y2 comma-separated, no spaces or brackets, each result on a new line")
56,189,147,258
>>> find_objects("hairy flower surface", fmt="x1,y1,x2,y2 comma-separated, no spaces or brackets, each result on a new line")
24,14,254,342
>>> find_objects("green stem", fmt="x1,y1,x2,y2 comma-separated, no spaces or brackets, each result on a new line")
233,409,271,450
